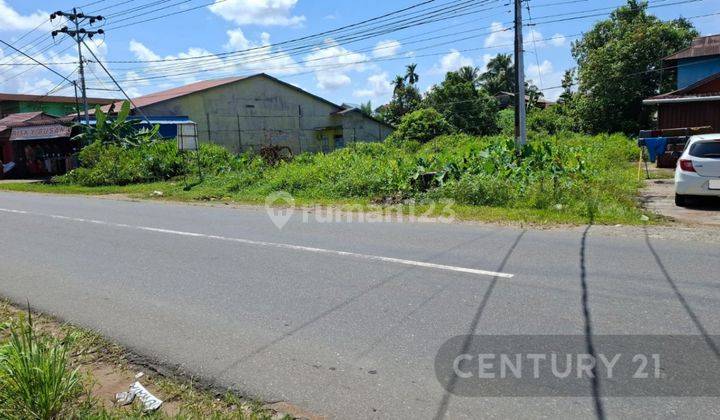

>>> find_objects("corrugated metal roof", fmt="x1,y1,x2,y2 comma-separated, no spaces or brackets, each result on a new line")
646,73,720,101
664,34,720,61
100,76,250,112
0,112,74,133
0,93,114,104
0,111,44,126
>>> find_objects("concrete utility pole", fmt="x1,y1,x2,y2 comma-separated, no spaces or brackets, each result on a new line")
51,8,104,126
514,0,527,148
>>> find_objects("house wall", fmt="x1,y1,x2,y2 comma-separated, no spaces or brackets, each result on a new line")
340,111,394,144
658,101,720,130
677,56,720,89
139,76,391,154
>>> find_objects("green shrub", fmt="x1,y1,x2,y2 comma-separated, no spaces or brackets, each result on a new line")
497,108,515,136
61,143,146,186
388,108,453,145
142,140,187,180
0,312,81,419
527,106,578,135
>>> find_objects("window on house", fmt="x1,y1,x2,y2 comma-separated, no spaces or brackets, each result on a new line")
334,135,345,149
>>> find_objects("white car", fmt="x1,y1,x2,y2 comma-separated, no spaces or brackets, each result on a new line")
675,134,720,207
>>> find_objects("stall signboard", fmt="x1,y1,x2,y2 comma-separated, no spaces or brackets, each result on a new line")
177,122,198,151
10,124,72,141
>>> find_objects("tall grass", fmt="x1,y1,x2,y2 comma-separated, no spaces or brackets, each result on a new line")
48,133,642,224
0,311,81,419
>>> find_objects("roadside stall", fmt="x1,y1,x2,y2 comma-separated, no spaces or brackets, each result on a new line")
0,112,79,179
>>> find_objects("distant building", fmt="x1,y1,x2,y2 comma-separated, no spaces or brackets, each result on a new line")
664,34,720,90
494,91,555,109
0,93,114,119
102,73,394,154
643,34,720,130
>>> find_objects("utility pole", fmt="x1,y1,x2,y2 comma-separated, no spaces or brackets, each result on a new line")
514,0,527,148
50,8,104,126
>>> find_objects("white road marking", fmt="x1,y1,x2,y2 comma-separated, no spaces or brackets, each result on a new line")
0,207,514,278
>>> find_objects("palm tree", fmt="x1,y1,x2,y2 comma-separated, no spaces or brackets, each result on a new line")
404,63,419,85
457,65,480,85
479,53,514,95
392,75,406,96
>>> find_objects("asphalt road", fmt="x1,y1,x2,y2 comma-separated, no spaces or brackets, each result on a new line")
1,191,719,419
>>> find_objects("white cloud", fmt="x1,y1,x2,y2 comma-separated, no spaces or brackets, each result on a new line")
372,40,401,58
353,72,392,99
524,29,567,48
526,60,566,101
123,30,303,97
550,33,567,47
527,59,553,81
224,29,299,75
305,39,368,90
526,29,546,48
129,40,161,61
208,0,305,26
479,53,494,73
431,49,474,75
0,0,49,31
484,22,513,48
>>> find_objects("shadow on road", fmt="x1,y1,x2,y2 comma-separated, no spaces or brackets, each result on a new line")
579,224,605,420
644,227,720,359
432,230,526,420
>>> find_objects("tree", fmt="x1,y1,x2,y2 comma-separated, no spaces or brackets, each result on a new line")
457,65,480,86
571,0,697,134
479,53,514,95
525,83,544,109
424,70,499,136
405,63,419,85
392,75,405,95
391,108,453,144
559,68,576,105
359,101,373,117
379,69,423,126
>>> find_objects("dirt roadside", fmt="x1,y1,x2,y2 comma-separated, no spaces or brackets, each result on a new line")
641,178,720,227
0,300,323,419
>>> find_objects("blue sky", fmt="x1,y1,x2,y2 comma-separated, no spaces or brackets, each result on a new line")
0,0,717,106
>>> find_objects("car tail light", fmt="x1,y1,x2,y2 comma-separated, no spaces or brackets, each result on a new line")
679,159,696,172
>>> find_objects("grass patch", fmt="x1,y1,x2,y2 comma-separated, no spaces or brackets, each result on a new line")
0,300,287,419
0,133,657,226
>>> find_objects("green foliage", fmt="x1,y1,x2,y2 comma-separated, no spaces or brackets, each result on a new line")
388,108,454,145
527,106,578,135
359,101,373,117
377,69,423,126
424,71,500,135
52,129,642,223
61,140,185,186
479,53,515,95
72,101,162,148
497,108,515,136
571,0,698,134
0,312,81,419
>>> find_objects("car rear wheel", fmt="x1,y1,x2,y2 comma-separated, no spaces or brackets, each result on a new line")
675,194,689,207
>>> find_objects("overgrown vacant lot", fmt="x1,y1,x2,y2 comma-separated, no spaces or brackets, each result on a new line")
1,133,647,225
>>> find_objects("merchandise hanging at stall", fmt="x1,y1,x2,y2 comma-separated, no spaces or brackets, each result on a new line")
0,111,79,179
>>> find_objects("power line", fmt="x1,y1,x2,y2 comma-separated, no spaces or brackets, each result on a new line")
525,0,544,89
104,6,509,79
102,0,495,63
95,1,714,86
0,39,75,84
81,39,151,124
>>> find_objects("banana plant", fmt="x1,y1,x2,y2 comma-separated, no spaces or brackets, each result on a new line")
73,101,159,148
